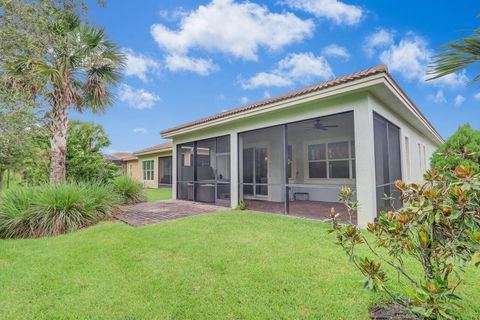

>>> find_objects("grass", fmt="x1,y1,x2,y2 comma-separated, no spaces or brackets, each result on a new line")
145,188,172,202
0,211,479,319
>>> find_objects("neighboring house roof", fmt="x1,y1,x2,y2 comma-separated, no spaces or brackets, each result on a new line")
103,153,119,161
111,152,135,160
133,142,173,156
160,65,443,145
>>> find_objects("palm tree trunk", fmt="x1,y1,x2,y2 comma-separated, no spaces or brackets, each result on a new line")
0,169,4,193
50,101,69,183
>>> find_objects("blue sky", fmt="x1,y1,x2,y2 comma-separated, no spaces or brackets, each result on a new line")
75,0,480,153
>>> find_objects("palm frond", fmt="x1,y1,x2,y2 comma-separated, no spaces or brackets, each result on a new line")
427,29,480,83
6,56,61,86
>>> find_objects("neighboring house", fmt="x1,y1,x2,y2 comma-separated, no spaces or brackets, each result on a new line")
123,155,141,181
160,65,444,227
105,143,173,189
131,142,173,189
104,152,135,173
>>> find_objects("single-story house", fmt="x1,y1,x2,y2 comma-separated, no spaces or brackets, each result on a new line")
104,152,136,173
123,142,173,189
160,65,444,227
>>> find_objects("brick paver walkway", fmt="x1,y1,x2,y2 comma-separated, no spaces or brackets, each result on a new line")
116,200,226,227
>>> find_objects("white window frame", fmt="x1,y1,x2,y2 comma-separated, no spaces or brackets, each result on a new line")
404,136,411,181
304,137,356,183
423,145,427,172
418,142,423,174
142,160,154,181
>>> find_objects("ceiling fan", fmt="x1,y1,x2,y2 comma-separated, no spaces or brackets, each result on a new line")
313,119,339,130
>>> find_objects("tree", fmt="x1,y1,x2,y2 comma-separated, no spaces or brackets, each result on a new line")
431,124,480,174
428,25,480,84
330,161,480,319
1,0,125,183
66,120,119,183
0,70,44,191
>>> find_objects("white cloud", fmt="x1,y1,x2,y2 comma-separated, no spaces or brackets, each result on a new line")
133,128,148,134
474,92,480,101
379,34,430,82
281,0,363,25
124,49,160,82
429,71,468,88
321,44,350,60
364,29,394,57
159,7,189,22
428,90,447,104
239,96,249,104
375,32,468,88
118,84,161,110
242,52,334,89
242,72,293,89
151,0,314,62
454,94,465,107
263,90,271,99
164,54,218,75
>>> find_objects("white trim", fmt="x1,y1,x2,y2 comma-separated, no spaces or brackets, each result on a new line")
161,74,444,147
162,74,386,138
134,148,172,157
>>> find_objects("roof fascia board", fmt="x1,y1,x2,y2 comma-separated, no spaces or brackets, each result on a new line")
161,74,385,138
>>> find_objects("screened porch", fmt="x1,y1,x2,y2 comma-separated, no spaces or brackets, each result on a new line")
238,111,357,223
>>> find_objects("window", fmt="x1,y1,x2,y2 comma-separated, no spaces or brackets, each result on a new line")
404,136,411,181
423,145,427,171
418,143,423,173
142,160,154,181
307,140,355,179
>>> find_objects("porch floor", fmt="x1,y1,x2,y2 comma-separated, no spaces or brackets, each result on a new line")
116,200,225,227
245,200,356,224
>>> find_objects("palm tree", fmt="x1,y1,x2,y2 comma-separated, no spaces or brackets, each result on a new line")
428,28,480,84
6,13,125,183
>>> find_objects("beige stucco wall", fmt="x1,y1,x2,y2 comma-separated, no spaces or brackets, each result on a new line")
136,150,172,189
125,159,140,181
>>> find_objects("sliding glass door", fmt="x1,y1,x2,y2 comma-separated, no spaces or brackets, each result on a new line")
158,156,172,188
176,136,231,205
242,146,269,198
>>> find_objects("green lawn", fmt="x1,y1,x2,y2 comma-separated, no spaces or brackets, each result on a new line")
144,188,172,202
0,211,479,319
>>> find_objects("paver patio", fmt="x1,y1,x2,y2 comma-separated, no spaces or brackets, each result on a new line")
116,200,225,226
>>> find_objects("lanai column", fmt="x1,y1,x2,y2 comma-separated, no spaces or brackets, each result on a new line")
230,133,239,208
171,143,178,200
354,97,377,227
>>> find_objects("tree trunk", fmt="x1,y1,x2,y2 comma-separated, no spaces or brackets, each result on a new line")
6,169,10,189
0,169,3,193
50,101,69,183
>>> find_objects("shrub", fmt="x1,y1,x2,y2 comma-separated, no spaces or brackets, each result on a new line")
0,182,117,238
431,124,480,174
237,199,246,210
111,175,145,205
330,159,480,319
